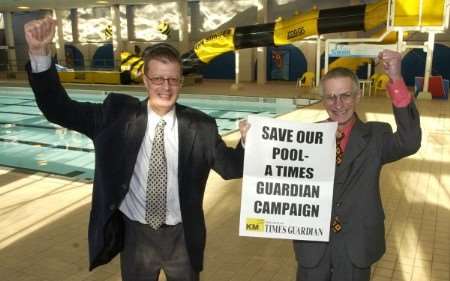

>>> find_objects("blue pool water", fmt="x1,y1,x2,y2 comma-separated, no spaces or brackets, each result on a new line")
0,86,313,180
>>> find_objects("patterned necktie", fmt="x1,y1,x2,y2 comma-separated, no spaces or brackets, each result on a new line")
145,119,167,229
336,130,344,165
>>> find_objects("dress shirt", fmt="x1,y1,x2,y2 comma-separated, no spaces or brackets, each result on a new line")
387,78,412,107
120,108,181,225
30,53,52,73
339,118,355,153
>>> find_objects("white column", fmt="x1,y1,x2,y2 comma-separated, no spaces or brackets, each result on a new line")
54,10,66,66
256,0,268,84
231,50,250,90
315,36,321,87
70,9,79,43
5,12,17,72
256,47,267,84
422,31,436,95
178,0,190,54
111,4,122,70
238,48,255,82
235,50,240,86
397,30,404,52
324,41,329,75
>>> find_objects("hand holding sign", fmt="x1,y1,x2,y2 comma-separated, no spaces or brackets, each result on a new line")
239,119,251,145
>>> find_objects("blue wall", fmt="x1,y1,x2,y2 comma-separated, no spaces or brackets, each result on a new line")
402,43,450,86
92,43,114,69
199,45,308,81
267,45,307,81
200,51,235,79
64,44,84,69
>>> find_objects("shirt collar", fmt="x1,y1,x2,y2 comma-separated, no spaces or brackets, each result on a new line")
340,116,356,136
326,113,357,134
148,106,176,130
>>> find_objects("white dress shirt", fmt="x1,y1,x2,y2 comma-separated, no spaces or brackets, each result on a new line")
119,108,182,225
30,53,51,73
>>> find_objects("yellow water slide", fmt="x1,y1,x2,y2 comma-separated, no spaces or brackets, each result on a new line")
394,0,445,26
121,0,447,83
191,0,388,65
121,0,389,82
326,0,446,73
328,58,371,72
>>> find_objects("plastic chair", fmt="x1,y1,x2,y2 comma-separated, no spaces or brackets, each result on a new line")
296,71,315,88
361,73,380,96
370,73,380,87
373,74,390,96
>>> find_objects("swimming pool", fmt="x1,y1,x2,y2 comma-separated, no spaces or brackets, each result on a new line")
0,86,316,180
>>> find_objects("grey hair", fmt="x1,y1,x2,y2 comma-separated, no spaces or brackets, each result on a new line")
319,67,360,96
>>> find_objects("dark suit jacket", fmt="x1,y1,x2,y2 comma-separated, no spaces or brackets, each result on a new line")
293,104,421,268
27,63,244,272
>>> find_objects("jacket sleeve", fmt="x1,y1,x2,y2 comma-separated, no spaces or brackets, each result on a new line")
211,122,245,179
381,102,422,164
27,61,103,139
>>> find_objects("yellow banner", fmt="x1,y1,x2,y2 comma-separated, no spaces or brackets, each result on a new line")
194,28,235,63
273,10,319,45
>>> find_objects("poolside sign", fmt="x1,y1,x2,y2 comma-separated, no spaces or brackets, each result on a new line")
329,43,397,58
239,115,336,241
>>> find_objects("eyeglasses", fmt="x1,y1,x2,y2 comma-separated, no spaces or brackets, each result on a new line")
322,92,355,104
145,75,183,86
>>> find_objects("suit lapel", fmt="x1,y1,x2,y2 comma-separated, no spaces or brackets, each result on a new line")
176,104,197,183
334,119,369,200
124,99,148,181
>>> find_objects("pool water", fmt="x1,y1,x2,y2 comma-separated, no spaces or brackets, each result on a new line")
0,86,314,180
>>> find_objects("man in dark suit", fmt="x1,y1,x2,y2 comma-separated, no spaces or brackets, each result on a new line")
25,17,246,281
293,50,421,281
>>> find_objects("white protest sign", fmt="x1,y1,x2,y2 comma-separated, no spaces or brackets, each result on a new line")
239,115,337,241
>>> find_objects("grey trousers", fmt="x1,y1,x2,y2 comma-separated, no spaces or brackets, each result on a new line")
296,233,371,281
120,215,199,281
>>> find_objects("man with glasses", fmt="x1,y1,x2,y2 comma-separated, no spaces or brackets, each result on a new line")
25,17,247,281
293,50,421,281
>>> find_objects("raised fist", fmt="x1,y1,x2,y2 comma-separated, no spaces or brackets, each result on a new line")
378,49,402,82
24,16,56,56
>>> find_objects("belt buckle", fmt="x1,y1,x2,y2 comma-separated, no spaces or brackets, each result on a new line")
331,216,342,233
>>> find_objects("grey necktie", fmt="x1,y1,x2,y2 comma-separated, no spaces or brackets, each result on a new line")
145,119,167,229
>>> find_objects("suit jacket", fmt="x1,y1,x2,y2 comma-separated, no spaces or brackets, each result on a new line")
293,104,421,268
27,63,244,272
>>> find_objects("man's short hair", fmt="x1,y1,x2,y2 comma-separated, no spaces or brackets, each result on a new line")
142,43,181,74
319,67,360,96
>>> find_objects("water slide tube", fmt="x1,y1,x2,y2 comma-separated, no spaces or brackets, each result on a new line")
120,0,388,83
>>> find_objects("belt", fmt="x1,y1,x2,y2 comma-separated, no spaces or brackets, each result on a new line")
159,223,178,228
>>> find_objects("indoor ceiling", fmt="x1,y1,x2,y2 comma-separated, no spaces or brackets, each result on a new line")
0,0,185,12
